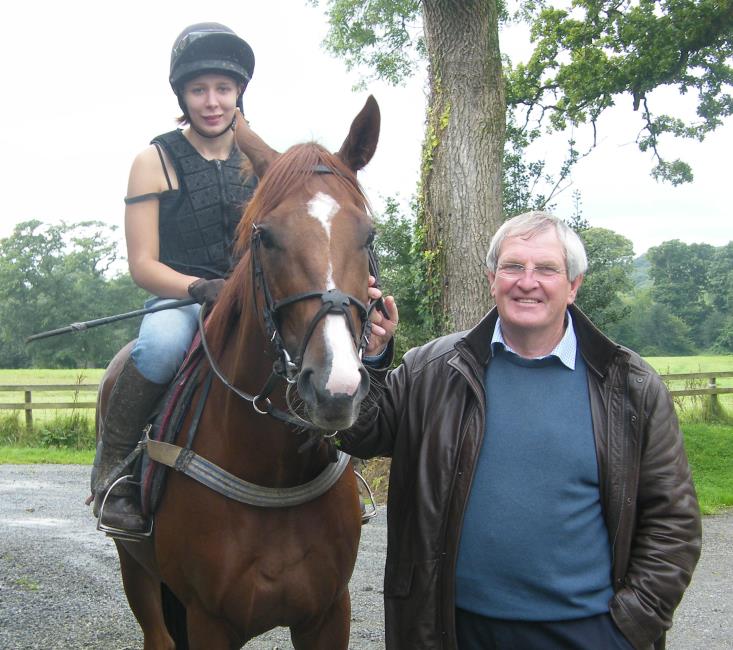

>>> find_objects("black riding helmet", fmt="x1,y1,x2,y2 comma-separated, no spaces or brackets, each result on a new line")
170,22,255,117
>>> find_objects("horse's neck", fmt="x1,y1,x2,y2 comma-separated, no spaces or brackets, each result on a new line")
196,309,331,487
225,307,279,401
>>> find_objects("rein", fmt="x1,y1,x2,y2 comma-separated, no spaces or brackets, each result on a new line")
197,305,314,429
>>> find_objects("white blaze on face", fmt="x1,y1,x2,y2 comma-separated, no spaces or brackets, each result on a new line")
306,191,362,396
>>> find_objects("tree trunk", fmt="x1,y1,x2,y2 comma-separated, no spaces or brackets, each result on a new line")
420,0,505,333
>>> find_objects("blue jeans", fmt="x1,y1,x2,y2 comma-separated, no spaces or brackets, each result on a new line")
130,297,201,384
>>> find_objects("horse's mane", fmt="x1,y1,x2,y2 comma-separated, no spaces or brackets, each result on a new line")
236,142,371,252
205,142,372,348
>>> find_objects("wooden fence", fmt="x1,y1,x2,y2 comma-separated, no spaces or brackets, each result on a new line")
658,372,733,397
1,371,732,431
658,371,733,416
0,384,98,430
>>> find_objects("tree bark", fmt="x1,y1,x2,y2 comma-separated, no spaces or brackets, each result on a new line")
420,0,505,332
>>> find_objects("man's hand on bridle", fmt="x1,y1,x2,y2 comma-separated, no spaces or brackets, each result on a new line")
366,275,398,357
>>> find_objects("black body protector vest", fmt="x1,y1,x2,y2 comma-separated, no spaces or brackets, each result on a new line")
152,130,257,279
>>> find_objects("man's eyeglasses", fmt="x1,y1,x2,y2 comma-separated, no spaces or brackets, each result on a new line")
496,263,566,279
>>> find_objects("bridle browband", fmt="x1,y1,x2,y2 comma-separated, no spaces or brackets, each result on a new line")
197,163,381,432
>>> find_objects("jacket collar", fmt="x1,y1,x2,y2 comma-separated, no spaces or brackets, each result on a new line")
458,308,500,368
568,303,623,378
457,304,622,379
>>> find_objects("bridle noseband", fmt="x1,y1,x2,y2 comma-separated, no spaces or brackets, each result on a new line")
197,167,381,432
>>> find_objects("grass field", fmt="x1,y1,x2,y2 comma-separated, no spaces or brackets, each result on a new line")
682,423,733,514
0,447,93,464
0,368,106,383
645,355,733,374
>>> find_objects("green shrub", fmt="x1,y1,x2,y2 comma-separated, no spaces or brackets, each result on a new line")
0,406,96,450
37,411,95,450
0,412,23,445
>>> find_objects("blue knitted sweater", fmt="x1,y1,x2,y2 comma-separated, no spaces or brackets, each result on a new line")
455,347,614,620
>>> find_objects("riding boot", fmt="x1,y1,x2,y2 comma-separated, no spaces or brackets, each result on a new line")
93,358,167,533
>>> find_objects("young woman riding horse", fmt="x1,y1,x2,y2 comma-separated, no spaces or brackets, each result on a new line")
91,23,259,534
97,88,395,650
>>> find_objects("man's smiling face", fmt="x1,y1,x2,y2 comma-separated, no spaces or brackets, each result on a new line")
488,227,583,354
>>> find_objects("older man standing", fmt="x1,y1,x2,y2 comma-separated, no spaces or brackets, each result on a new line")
352,210,701,650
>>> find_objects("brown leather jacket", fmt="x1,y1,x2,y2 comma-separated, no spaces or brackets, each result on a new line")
342,305,701,650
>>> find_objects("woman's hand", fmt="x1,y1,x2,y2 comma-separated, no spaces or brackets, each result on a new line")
188,278,226,305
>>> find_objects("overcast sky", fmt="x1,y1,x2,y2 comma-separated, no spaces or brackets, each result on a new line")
1,0,729,260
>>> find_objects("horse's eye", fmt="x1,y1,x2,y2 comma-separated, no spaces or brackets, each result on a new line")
258,227,278,250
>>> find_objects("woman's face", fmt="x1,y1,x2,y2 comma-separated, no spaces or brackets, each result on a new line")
181,73,241,136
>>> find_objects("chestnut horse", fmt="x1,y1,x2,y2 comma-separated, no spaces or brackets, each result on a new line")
97,96,381,649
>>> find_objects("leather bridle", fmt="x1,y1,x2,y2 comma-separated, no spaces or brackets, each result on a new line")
197,174,381,432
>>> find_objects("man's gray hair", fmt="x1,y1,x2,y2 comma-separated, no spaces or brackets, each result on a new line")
485,211,588,281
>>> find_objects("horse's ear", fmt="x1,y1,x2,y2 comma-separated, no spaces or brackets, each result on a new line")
336,95,380,173
234,111,279,179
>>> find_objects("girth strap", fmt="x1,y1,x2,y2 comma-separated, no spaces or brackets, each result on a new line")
145,434,351,508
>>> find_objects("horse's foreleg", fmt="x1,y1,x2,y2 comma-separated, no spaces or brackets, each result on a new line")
116,543,175,650
290,590,351,650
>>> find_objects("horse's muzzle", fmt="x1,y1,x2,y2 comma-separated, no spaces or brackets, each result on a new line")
297,364,370,430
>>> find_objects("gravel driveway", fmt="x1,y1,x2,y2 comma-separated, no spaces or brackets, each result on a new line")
0,464,730,649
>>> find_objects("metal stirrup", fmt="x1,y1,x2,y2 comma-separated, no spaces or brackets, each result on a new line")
95,474,153,542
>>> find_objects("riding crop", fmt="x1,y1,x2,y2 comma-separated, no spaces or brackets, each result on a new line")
25,298,197,343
